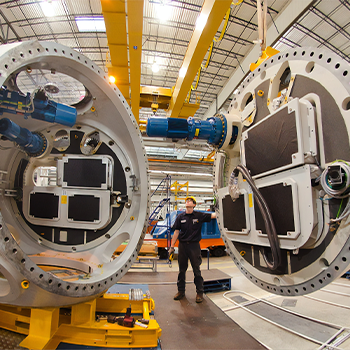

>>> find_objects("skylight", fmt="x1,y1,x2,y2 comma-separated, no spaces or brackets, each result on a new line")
75,17,106,32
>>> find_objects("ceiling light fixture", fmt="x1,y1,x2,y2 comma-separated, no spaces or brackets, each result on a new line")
156,1,172,22
75,17,106,32
152,62,160,73
40,0,56,17
149,170,212,177
109,76,116,84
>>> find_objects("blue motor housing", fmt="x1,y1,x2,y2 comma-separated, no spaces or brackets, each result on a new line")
146,117,189,139
146,116,227,146
0,118,47,156
0,87,77,127
32,95,77,127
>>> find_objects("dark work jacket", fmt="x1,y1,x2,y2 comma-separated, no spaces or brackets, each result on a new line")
173,211,212,242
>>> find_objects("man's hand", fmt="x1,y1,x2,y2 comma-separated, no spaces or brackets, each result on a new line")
168,247,175,256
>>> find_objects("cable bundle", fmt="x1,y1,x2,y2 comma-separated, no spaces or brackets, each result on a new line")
230,164,282,270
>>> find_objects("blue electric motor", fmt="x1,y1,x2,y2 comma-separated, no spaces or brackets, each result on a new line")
0,87,77,127
0,118,47,156
146,115,238,148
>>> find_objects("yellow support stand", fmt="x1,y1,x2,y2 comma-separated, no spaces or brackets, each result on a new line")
171,180,189,210
0,294,161,349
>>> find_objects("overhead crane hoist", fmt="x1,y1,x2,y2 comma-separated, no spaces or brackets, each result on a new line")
147,46,350,295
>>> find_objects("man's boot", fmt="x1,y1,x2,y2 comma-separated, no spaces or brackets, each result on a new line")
174,291,185,300
196,293,204,303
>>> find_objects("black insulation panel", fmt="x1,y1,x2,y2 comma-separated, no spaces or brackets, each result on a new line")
223,194,246,231
17,132,127,246
255,183,295,236
68,195,100,222
29,192,59,219
245,106,298,176
291,75,350,163
63,158,106,188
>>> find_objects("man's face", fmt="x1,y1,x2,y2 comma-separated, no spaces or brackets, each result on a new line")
185,199,195,210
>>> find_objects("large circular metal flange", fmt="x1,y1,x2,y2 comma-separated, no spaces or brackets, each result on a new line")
0,41,149,307
216,46,350,296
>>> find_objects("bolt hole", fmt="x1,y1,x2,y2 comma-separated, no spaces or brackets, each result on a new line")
342,97,350,111
335,63,340,69
327,58,331,63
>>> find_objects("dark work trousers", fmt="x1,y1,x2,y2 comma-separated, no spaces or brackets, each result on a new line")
177,241,203,293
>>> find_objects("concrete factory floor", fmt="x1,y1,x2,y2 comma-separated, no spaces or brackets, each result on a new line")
125,254,350,350
1,255,350,350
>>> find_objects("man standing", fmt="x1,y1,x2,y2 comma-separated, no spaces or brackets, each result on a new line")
169,196,216,303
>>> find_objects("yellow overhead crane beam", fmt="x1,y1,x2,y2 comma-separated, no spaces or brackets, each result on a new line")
101,0,144,122
101,0,129,103
128,0,144,121
167,0,232,118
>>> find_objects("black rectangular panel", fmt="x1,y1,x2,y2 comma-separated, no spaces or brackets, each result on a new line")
254,183,294,236
29,192,59,219
63,159,106,187
223,195,246,231
68,195,100,222
244,106,298,176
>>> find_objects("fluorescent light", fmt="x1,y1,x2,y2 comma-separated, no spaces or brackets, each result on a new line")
156,4,172,22
75,17,106,32
179,67,187,78
40,1,56,17
196,14,208,31
149,170,212,177
152,62,160,73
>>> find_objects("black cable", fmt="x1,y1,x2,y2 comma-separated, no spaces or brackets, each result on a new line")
234,164,282,270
